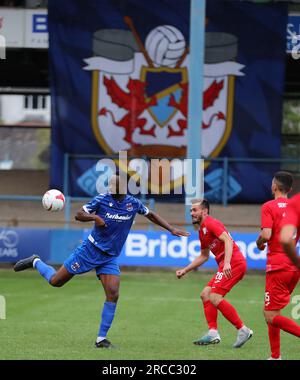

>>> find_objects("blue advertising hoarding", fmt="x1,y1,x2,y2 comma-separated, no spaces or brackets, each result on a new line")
1,227,295,271
0,228,51,263
117,231,267,270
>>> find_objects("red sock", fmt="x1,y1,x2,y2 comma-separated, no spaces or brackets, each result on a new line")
268,324,280,359
217,299,243,329
272,315,300,337
203,300,218,330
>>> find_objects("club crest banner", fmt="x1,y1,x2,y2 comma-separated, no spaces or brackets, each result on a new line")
49,0,287,202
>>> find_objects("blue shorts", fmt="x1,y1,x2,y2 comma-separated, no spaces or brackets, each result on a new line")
63,239,120,277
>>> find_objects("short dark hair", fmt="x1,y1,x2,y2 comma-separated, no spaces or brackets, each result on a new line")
201,199,210,214
191,198,210,214
273,171,293,193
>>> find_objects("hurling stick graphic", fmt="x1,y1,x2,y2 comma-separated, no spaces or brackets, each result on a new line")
176,18,208,68
124,16,154,68
176,46,189,68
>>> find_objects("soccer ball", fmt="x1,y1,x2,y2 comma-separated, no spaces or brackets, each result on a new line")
42,189,65,211
145,25,186,68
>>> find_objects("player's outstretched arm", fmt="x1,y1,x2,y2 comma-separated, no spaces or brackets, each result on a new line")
176,248,210,279
145,210,190,236
75,208,106,227
280,225,300,269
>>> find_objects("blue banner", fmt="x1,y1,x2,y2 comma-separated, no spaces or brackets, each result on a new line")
2,227,299,270
50,229,83,264
49,0,287,203
0,228,50,263
80,229,270,270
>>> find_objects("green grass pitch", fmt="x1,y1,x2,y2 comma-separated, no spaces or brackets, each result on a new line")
0,268,299,360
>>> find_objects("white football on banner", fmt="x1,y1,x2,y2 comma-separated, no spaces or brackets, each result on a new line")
42,189,65,211
145,25,186,67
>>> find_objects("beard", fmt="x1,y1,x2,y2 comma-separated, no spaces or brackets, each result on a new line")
192,216,202,230
192,215,202,224
192,221,200,231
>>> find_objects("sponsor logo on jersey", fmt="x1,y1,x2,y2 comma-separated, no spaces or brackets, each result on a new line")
105,212,132,221
278,202,287,208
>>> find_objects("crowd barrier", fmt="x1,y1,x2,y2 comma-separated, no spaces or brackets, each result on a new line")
1,227,296,270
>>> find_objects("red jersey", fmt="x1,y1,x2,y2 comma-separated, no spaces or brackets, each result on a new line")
199,215,245,265
282,193,300,229
261,197,297,272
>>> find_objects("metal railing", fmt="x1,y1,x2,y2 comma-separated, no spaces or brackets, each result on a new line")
0,154,300,229
63,153,300,207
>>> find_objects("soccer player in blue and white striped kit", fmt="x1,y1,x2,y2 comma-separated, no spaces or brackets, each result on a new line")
14,173,189,348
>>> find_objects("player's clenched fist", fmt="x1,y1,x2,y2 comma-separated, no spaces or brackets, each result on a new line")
94,216,107,228
176,269,187,279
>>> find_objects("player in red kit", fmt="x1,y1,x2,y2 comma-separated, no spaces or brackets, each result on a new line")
256,171,300,360
176,199,253,348
280,192,300,270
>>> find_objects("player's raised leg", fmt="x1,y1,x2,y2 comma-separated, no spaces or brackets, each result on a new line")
95,274,120,349
14,255,73,287
46,265,74,287
194,286,220,345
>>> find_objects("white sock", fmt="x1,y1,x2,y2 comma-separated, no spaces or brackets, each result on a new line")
208,329,219,336
268,356,282,360
33,258,41,268
96,336,106,343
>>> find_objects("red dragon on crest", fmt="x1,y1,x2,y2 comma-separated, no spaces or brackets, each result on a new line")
168,80,225,137
99,76,157,145
99,76,225,145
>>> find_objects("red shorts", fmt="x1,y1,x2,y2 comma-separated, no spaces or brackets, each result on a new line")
207,261,247,296
264,270,300,311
